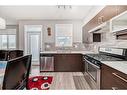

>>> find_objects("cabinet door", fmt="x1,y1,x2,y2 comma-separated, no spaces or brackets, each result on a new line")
85,16,99,32
98,6,118,23
54,54,83,72
101,64,127,90
117,5,127,15
85,6,118,32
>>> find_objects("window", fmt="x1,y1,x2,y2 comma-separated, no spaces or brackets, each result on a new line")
55,24,73,47
8,35,16,49
0,35,7,49
0,29,16,49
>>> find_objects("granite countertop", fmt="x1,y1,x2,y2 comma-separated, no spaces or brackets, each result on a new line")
41,51,127,74
101,61,127,75
40,50,96,54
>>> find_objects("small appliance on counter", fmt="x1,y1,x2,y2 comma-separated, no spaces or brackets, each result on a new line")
83,47,127,89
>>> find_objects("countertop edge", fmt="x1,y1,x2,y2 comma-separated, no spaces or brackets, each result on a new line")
101,61,127,75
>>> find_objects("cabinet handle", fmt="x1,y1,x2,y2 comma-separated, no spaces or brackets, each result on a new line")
112,73,127,83
98,16,104,24
112,87,118,90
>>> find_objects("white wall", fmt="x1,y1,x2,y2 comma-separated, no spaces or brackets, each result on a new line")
18,20,83,50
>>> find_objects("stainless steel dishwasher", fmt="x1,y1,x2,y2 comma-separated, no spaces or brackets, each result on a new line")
40,54,54,72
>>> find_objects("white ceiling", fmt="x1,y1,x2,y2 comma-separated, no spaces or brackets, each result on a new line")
0,6,95,24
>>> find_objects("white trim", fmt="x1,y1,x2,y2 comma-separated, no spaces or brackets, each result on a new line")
88,22,107,33
111,10,127,21
24,25,43,55
110,11,127,33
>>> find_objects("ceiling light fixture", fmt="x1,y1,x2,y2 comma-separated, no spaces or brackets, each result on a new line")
57,5,72,9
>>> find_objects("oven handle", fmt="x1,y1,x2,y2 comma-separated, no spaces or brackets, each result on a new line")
84,58,100,69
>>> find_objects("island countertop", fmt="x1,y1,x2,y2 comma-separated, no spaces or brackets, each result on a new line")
101,61,127,75
40,51,127,74
40,50,96,55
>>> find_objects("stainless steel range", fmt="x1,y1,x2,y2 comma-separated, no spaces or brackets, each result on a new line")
83,47,127,89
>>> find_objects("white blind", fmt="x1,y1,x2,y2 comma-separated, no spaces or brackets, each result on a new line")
24,25,42,32
0,29,16,35
55,24,73,36
55,24,73,47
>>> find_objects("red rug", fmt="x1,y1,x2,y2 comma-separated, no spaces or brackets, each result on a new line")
27,76,53,90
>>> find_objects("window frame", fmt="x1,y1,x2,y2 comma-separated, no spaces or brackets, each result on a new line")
55,24,73,47
0,28,17,49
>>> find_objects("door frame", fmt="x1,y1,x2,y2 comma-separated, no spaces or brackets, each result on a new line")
24,25,43,64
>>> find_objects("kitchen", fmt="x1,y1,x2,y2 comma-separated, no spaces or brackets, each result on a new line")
0,5,127,90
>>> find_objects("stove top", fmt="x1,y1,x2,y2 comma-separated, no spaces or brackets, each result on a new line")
86,54,124,61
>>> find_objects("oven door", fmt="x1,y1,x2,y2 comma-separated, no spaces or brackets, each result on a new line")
85,59,100,89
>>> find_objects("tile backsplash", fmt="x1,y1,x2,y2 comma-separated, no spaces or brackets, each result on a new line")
85,30,127,52
44,30,127,52
44,42,85,51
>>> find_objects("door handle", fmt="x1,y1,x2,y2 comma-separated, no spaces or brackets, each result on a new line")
112,73,127,83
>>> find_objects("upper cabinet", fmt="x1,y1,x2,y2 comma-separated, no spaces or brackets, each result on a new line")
111,11,127,33
84,6,118,32
0,17,6,29
97,6,118,23
111,10,127,40
117,5,127,15
83,5,127,43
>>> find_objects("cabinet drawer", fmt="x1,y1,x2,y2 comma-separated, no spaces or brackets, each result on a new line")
111,72,127,89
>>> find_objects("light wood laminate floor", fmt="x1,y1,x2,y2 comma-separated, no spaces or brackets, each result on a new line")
30,66,91,90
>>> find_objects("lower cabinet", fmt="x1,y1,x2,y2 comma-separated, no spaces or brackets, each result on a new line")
101,64,127,89
54,54,83,72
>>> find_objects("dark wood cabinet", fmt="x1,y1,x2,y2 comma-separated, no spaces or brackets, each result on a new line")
54,54,83,72
101,64,127,90
40,53,83,72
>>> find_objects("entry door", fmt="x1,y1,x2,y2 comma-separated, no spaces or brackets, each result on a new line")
27,32,41,62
